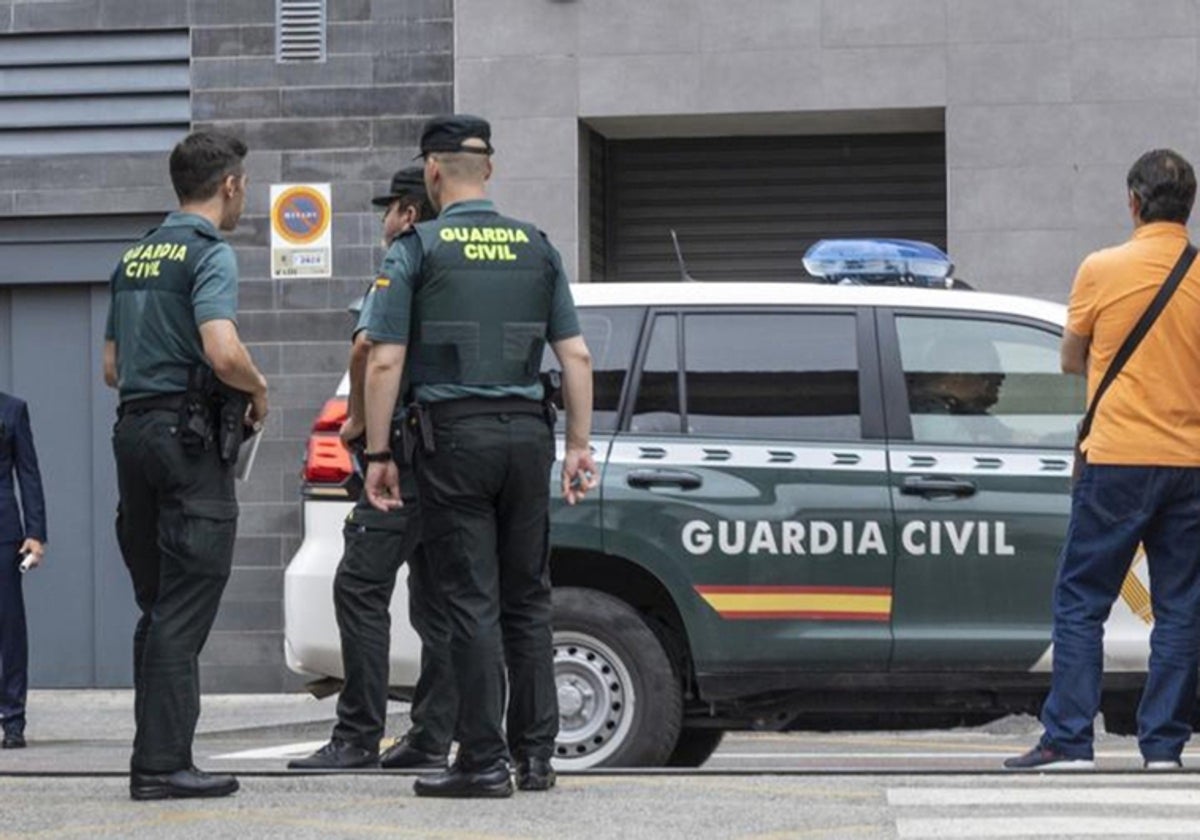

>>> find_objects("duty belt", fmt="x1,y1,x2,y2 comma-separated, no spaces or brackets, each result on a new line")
427,397,544,424
118,393,186,417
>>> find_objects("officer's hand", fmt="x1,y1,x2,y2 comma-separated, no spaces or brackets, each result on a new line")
339,415,365,447
19,538,44,568
365,460,403,512
249,392,269,428
561,447,598,505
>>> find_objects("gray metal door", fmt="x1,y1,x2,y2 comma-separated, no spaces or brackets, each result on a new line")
0,283,131,687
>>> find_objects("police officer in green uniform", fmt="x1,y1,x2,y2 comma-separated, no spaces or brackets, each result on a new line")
289,166,457,770
103,131,268,801
363,115,598,798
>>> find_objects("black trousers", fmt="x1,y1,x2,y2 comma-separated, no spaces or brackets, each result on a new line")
330,476,456,754
112,408,236,773
415,410,558,769
0,539,26,736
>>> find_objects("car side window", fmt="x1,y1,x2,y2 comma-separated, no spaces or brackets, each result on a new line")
896,315,1085,448
541,306,643,434
680,311,861,440
630,314,682,433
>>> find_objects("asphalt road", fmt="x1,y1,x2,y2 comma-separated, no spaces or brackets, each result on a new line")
2,692,1197,838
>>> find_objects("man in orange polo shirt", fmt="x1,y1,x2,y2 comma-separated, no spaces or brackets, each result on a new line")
1008,149,1200,771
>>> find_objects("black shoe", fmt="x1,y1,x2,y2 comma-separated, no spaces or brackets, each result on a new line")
130,766,239,801
413,761,513,799
380,737,446,770
516,757,556,791
1003,745,1094,770
1,732,25,749
287,739,379,770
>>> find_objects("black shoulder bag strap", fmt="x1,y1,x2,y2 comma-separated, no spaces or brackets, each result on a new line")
1076,242,1198,455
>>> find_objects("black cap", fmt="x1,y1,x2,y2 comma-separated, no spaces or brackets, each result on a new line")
417,114,493,157
371,165,427,208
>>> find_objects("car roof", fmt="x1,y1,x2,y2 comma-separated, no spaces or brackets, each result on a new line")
569,282,1066,326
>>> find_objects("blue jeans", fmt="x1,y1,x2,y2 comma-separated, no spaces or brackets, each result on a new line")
1041,464,1200,761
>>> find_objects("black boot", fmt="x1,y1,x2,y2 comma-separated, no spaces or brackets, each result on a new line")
287,739,379,770
412,760,513,799
516,756,556,791
380,737,446,770
130,766,239,801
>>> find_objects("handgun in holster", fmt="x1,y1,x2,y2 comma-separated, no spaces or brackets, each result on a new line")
213,382,250,465
405,403,436,457
540,369,562,428
179,366,217,454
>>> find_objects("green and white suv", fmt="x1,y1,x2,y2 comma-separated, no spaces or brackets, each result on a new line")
286,280,1161,769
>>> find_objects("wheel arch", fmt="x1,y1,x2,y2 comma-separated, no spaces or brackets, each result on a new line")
550,548,696,697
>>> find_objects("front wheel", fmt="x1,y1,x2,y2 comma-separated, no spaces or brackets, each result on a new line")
551,587,683,769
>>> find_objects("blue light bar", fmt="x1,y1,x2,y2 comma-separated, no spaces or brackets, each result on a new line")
802,238,955,288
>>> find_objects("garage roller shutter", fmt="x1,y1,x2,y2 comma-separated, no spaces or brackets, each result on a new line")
601,132,946,283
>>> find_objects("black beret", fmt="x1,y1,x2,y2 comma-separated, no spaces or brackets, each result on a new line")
370,165,428,208
418,114,493,157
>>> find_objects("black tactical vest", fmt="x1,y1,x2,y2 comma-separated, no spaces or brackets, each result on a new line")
407,209,556,388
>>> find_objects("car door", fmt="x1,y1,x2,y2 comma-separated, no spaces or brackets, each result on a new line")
880,308,1085,670
542,305,646,551
602,306,896,676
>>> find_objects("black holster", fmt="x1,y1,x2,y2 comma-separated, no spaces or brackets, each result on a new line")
540,369,562,429
179,367,216,455
179,365,250,463
405,403,435,457
215,386,249,464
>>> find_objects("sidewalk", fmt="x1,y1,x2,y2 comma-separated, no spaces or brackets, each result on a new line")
2,690,415,774
23,690,342,741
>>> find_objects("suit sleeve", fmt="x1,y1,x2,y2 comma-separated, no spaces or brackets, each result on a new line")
14,403,46,542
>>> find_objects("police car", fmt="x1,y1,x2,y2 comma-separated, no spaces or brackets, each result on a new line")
285,245,1159,770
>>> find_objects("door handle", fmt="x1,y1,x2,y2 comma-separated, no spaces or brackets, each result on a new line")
901,475,977,498
627,469,703,490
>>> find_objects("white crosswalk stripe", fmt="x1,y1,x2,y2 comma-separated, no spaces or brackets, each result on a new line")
892,784,1200,838
896,816,1200,838
890,787,1200,807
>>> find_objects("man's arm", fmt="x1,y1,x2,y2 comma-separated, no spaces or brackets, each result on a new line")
14,401,46,563
341,331,371,445
103,340,118,389
199,318,269,423
1061,328,1089,376
552,334,598,505
363,342,407,511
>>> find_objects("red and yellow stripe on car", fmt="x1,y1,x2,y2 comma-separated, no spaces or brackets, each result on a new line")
695,585,892,622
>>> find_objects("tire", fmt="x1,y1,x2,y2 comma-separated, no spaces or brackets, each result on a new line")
551,586,683,769
666,728,725,767
1101,694,1138,736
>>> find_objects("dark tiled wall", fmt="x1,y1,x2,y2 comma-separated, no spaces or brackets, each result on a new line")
2,0,453,690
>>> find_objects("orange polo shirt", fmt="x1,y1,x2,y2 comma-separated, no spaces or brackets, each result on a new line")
1067,222,1200,465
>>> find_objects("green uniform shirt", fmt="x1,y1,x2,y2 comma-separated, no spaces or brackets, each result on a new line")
366,199,580,403
105,212,239,402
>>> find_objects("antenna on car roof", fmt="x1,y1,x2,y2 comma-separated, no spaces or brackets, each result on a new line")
670,229,697,282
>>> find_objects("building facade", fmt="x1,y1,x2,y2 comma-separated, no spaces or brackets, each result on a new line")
1,0,1195,690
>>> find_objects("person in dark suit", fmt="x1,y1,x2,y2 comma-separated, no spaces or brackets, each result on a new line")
0,391,47,750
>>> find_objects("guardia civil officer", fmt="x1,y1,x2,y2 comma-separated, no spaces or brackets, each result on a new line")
289,166,457,771
103,131,268,800
363,115,598,798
